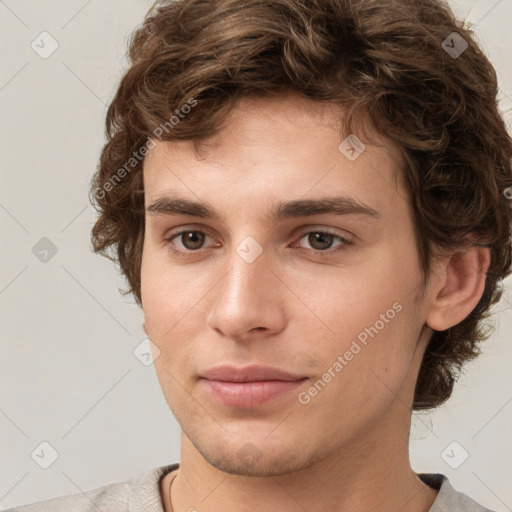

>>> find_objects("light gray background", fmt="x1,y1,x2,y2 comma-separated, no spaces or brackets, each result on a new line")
1,0,511,510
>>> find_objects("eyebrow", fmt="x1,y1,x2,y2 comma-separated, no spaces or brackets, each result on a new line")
146,195,381,222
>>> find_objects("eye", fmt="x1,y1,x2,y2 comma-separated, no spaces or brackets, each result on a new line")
292,229,354,255
164,227,354,259
165,229,217,257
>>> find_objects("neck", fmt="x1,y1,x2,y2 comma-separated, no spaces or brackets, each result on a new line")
163,400,438,512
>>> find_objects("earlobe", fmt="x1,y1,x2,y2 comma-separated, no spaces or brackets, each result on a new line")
425,246,491,332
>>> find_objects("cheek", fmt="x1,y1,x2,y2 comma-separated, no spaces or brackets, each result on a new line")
295,311,417,446
298,249,419,398
141,246,197,332
293,250,411,342
141,249,206,367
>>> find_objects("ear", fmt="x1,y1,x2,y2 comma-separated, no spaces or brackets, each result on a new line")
425,246,491,331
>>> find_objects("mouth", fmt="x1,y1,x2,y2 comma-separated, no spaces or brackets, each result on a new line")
199,365,308,408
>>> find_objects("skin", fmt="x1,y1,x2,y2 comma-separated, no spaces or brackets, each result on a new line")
140,92,490,512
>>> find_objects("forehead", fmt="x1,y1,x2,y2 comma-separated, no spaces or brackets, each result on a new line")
142,93,406,215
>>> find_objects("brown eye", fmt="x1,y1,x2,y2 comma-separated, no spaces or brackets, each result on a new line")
306,232,336,251
293,229,354,256
164,229,218,259
178,231,206,251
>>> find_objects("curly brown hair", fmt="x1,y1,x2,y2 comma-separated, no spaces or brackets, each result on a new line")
89,0,512,410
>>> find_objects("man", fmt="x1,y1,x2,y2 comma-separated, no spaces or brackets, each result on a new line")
9,0,511,510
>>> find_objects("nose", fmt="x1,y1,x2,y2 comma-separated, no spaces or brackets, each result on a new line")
205,243,287,343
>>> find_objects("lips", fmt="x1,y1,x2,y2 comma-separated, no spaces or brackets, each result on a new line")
201,365,305,382
199,365,307,408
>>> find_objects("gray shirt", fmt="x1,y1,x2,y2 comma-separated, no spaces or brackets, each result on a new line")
5,463,498,511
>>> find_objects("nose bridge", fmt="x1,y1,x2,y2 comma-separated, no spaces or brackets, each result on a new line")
218,237,271,316
206,235,286,340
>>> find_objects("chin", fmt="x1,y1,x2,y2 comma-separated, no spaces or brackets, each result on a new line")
202,450,310,477
187,429,320,477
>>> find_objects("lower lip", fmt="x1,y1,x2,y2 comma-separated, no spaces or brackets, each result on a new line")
201,379,306,408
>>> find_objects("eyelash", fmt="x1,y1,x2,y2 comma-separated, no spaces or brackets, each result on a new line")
164,228,354,259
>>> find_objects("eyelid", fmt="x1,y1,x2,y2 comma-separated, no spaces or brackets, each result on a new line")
165,224,353,241
293,225,354,241
165,224,215,238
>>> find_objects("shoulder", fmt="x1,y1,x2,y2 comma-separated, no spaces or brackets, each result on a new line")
5,463,178,512
4,481,131,512
419,473,500,512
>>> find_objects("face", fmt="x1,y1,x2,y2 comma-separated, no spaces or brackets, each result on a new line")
141,93,431,477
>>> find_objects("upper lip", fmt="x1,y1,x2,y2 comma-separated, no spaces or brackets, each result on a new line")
200,365,306,382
